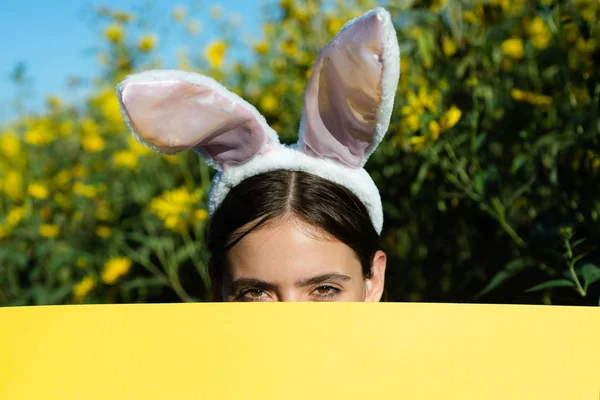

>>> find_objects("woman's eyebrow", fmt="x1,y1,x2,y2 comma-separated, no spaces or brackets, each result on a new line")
295,273,351,288
229,278,278,295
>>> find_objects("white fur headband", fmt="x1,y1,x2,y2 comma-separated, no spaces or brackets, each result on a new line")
116,7,400,234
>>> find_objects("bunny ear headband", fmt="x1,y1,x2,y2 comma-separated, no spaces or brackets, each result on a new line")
116,7,400,234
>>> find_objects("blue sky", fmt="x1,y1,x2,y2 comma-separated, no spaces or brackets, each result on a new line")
0,0,268,123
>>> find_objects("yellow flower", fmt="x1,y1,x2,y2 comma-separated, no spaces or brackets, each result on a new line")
532,34,551,49
194,209,209,222
404,114,420,133
72,164,87,178
501,38,524,59
442,37,457,57
101,257,132,284
328,17,344,35
526,16,551,49
205,40,227,69
96,201,113,221
0,225,9,240
81,118,99,136
526,16,547,36
3,171,24,200
47,95,62,110
162,154,180,165
150,186,202,232
464,10,477,23
260,93,279,115
95,225,112,239
28,183,49,199
73,182,98,199
575,37,596,54
172,5,186,21
429,120,441,140
104,23,124,43
511,89,552,106
113,150,139,169
73,276,96,301
270,57,287,71
440,106,462,130
6,206,26,226
100,93,122,124
280,0,292,11
280,39,298,57
138,33,158,52
575,0,597,22
466,76,479,87
254,41,269,55
59,120,74,136
408,135,430,151
39,224,60,238
54,169,72,188
112,11,133,23
0,133,22,158
24,126,55,146
128,136,152,156
264,23,274,37
82,135,105,153
430,0,448,12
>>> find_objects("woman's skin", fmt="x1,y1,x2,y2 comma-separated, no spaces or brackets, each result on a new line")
222,217,386,302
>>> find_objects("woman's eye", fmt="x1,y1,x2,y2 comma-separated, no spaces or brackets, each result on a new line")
313,285,341,298
238,289,267,302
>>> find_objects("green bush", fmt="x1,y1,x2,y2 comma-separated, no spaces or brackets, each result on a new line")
1,0,599,306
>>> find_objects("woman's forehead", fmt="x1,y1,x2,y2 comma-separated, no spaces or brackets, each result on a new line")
226,217,362,281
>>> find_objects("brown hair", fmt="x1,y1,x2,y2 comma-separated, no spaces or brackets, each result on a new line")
207,170,381,300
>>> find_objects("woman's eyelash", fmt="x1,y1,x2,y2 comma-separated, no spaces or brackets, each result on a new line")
313,285,341,298
235,288,265,302
234,286,342,301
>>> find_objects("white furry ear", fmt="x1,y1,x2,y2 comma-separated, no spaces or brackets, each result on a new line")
297,7,400,168
117,69,279,171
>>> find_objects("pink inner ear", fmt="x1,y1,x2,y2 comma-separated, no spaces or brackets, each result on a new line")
121,80,268,167
301,12,385,168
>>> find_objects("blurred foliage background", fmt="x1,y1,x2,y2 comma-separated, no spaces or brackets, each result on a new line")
1,0,599,306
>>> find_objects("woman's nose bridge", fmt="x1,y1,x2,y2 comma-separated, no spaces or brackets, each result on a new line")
277,287,305,302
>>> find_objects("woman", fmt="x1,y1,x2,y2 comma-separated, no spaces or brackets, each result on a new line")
116,7,400,302
208,170,387,302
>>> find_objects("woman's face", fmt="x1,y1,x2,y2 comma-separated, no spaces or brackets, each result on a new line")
222,218,386,302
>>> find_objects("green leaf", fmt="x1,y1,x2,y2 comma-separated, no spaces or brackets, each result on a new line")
175,241,203,263
511,154,529,174
472,172,485,195
121,276,168,291
455,56,471,79
410,161,431,196
446,0,464,43
491,197,505,216
475,132,488,150
417,30,434,69
581,264,600,292
46,284,74,304
526,279,575,293
475,258,532,299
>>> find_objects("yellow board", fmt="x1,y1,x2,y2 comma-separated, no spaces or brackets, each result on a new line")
0,303,599,399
